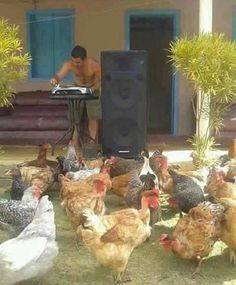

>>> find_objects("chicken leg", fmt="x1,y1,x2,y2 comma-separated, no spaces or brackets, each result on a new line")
192,256,203,278
115,269,132,284
229,249,236,264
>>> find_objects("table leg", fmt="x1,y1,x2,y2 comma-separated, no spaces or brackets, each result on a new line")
51,100,75,155
51,127,74,155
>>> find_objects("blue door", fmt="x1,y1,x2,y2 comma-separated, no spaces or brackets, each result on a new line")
125,10,180,135
27,9,75,80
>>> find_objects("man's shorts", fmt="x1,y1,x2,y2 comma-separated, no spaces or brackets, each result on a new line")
86,91,101,120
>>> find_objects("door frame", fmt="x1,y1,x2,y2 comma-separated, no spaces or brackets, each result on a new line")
125,10,180,135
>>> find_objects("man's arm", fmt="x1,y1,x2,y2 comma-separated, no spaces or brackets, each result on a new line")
90,61,101,92
50,61,71,85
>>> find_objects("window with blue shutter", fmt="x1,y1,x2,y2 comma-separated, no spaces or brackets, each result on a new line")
27,9,75,80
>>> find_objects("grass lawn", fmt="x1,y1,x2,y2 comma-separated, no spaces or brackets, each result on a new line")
0,186,235,285
0,147,235,285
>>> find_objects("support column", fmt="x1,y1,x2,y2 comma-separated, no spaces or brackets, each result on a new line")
199,0,212,33
196,0,212,137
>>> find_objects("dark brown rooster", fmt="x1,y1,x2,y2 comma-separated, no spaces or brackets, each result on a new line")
17,143,57,168
105,155,144,178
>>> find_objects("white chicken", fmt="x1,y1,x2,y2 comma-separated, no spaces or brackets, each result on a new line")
0,195,58,285
65,167,100,181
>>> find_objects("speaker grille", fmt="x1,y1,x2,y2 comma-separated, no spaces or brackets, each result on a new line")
101,50,147,158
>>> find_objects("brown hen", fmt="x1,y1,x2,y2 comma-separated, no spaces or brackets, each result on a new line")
205,169,236,201
63,179,107,230
78,190,159,283
59,164,112,201
218,198,236,264
17,143,57,168
160,201,226,274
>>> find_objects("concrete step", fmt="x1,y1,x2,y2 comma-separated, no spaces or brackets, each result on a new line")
0,116,68,131
0,130,71,145
12,105,68,117
14,91,67,106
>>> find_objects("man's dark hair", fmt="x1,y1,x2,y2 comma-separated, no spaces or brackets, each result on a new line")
71,45,87,59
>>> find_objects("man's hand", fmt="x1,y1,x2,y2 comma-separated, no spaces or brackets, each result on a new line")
50,77,58,86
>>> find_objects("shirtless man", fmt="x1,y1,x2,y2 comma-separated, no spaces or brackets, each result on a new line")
50,45,101,141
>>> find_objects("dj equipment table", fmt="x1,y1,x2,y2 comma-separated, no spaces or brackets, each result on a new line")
50,85,99,154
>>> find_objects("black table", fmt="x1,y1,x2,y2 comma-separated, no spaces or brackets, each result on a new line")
49,91,99,155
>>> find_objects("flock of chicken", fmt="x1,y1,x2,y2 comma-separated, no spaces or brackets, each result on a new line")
0,141,236,284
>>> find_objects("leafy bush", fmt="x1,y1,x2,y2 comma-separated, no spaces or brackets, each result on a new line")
0,17,31,107
168,33,236,168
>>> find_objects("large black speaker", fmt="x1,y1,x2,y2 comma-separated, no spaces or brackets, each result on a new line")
101,50,147,158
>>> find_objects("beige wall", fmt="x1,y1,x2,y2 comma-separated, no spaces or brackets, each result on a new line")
1,0,235,135
213,0,236,38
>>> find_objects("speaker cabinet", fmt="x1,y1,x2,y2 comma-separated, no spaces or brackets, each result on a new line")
101,50,147,158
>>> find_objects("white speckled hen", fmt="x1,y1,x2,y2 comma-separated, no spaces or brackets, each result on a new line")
0,185,42,237
63,141,84,172
0,195,58,285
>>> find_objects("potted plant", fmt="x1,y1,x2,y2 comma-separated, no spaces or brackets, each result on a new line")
168,33,236,168
0,17,31,107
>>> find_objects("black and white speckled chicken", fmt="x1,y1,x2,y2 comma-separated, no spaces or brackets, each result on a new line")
5,168,28,201
53,155,67,182
0,185,42,237
125,169,161,225
65,167,101,181
168,169,205,214
0,195,58,285
63,141,78,172
125,169,155,209
63,141,84,172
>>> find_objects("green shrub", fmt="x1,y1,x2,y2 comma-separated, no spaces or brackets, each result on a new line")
0,17,31,107
169,33,236,168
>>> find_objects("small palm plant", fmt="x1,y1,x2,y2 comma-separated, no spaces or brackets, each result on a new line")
0,17,31,107
168,33,236,168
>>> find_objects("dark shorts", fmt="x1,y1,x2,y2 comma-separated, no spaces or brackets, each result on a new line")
86,91,101,120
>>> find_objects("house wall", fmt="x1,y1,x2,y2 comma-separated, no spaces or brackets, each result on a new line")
0,0,235,135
